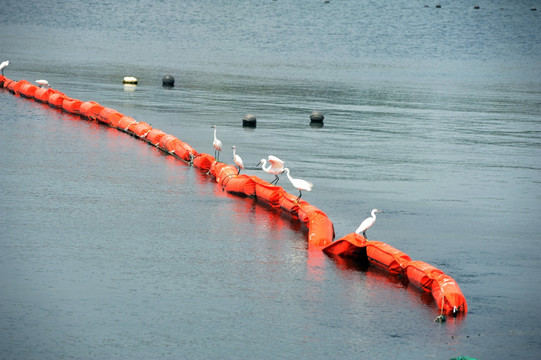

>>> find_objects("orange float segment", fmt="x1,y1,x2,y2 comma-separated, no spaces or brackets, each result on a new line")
62,97,82,115
406,260,445,292
308,213,335,248
159,134,181,152
89,103,105,121
33,87,54,103
192,153,215,171
79,101,97,117
323,232,367,257
279,191,302,215
431,273,468,315
79,101,105,120
170,140,198,162
11,80,31,95
223,174,256,196
20,83,39,98
209,161,226,179
18,82,39,98
98,107,124,127
146,129,167,146
296,203,318,225
7,79,21,94
219,165,240,186
366,240,412,275
5,80,14,92
2,77,15,90
251,176,284,207
117,115,138,132
297,202,335,248
131,121,152,138
213,162,239,187
4,79,16,94
47,91,67,108
0,75,6,87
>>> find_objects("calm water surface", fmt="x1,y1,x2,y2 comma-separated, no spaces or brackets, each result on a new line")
1,0,540,359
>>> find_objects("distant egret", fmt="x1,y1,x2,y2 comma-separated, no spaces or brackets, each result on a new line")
0,60,9,75
211,125,222,161
257,155,285,184
355,209,383,239
232,146,244,174
36,79,49,88
283,167,313,201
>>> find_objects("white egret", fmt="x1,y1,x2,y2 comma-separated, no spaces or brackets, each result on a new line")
210,125,222,161
0,60,9,76
232,146,244,174
355,209,383,239
36,79,49,88
257,155,285,184
283,167,313,201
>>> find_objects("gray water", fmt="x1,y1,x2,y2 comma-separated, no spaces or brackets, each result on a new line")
1,0,541,359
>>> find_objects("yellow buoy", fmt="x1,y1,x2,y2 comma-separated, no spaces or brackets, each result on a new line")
122,76,138,85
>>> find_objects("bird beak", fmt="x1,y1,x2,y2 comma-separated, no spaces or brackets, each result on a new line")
256,161,262,166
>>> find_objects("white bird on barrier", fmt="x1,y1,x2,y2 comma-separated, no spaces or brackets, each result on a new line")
211,125,222,161
283,167,313,201
0,60,9,76
355,209,383,239
36,79,49,88
257,155,285,185
232,146,244,174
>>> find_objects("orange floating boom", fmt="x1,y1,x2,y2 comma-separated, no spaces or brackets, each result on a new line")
1,75,466,317
322,233,467,316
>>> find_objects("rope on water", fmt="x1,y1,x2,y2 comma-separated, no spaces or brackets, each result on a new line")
434,296,446,323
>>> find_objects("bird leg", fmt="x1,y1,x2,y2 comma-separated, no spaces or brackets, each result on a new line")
271,175,279,185
294,191,303,203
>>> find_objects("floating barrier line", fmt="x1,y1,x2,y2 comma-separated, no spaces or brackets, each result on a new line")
1,75,467,317
322,233,467,317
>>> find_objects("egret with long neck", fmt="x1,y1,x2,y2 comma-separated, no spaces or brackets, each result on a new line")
0,60,8,76
283,167,313,201
232,146,244,174
256,155,285,184
355,209,382,239
211,125,222,161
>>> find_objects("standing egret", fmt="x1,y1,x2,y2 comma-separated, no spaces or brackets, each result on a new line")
355,209,383,239
256,155,285,184
210,125,222,161
0,60,9,75
232,146,244,174
36,79,49,88
283,167,313,201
